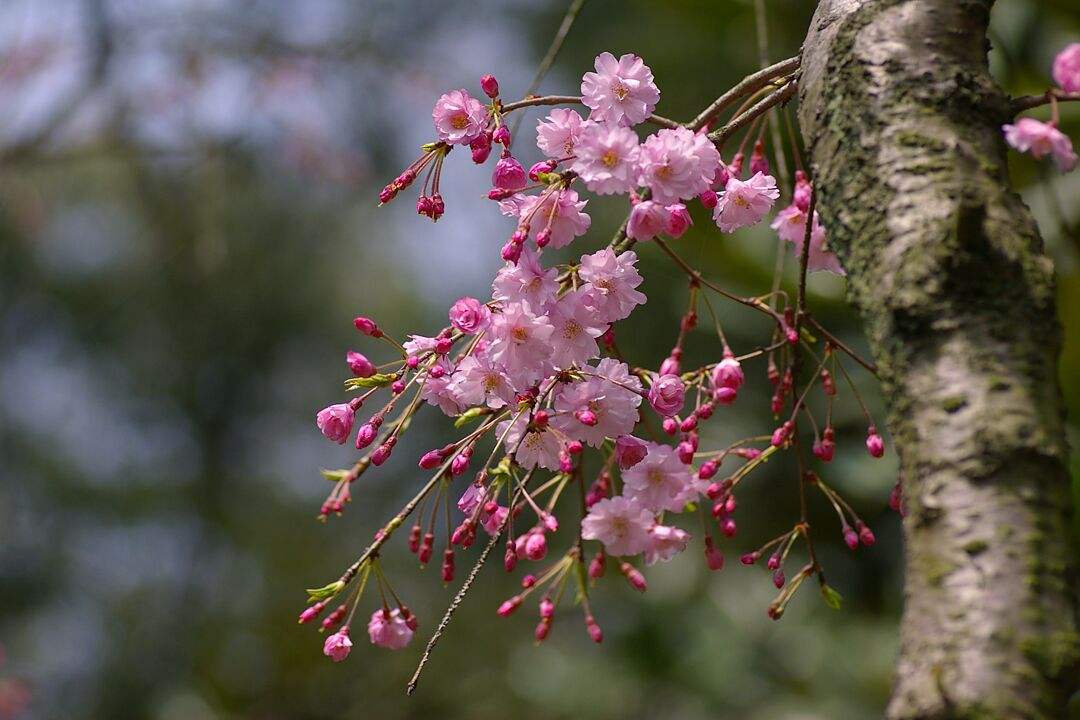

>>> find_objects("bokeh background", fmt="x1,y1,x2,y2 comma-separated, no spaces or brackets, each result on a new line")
1,1,1077,719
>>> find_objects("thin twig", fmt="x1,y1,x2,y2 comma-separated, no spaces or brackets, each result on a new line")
1010,89,1080,114
708,79,798,148
689,55,800,130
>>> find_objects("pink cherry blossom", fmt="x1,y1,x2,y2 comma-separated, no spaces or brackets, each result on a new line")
622,442,695,513
711,356,744,392
580,495,654,556
316,403,354,444
367,608,414,650
648,374,685,417
1052,43,1080,93
492,152,528,191
626,199,668,241
545,290,607,368
432,89,488,145
420,357,463,416
449,296,491,334
498,413,564,471
577,248,647,323
571,121,641,195
536,108,585,158
403,334,439,359
521,189,592,249
457,482,487,515
615,434,649,469
1003,118,1078,172
492,245,559,309
638,127,721,204
644,524,691,565
323,627,353,662
772,207,845,275
450,350,517,408
581,52,660,127
713,171,780,232
488,302,555,386
553,358,643,447
346,350,375,377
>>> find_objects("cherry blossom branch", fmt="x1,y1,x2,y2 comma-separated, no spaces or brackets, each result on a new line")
804,315,878,375
707,79,799,148
1010,89,1080,114
689,55,800,130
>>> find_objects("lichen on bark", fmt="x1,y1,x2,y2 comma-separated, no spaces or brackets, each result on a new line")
798,1,1079,718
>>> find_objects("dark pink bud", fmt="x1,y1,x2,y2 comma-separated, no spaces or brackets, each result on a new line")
355,423,378,449
435,337,453,354
866,427,885,458
441,549,455,583
408,523,422,553
559,451,573,473
857,521,876,546
615,435,648,470
750,139,770,176
695,402,715,419
740,551,759,565
480,74,500,99
533,409,550,428
418,532,434,565
566,440,583,455
391,379,406,394
353,316,381,337
451,453,470,476
812,438,835,462
659,355,681,376
492,152,527,192
493,125,511,146
843,526,859,550
589,551,606,579
371,442,393,466
298,600,326,624
501,240,522,263
497,595,522,617
575,409,599,426
419,449,443,469
679,415,698,432
528,160,555,180
535,618,552,642
536,227,552,248
677,441,695,464
471,132,493,164
524,532,548,561
346,350,375,377
767,553,781,571
585,615,603,643
773,569,785,588
698,190,718,209
428,364,446,379
662,418,678,435
620,562,647,592
539,597,555,619
521,574,536,588
504,542,518,572
704,536,725,571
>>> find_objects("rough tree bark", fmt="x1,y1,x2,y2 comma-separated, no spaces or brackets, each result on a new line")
798,1,1079,718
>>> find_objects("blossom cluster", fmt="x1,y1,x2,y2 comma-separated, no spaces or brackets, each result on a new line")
300,47,929,664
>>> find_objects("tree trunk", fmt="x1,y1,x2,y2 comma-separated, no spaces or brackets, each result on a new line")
798,1,1079,718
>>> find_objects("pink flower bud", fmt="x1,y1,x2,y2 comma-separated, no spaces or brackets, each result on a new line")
355,422,378,449
521,574,536,588
419,449,443,470
713,386,737,405
528,160,555,181
750,139,770,176
662,417,678,435
627,199,669,241
501,240,522,263
575,408,599,426
497,595,522,617
773,569,785,588
566,440,583,455
659,355,681,376
665,203,692,238
812,437,835,462
542,513,558,533
857,521,876,546
371,442,393,466
679,415,697,432
346,350,375,377
316,404,355,444
493,125,511,146
391,379,406,394
720,517,737,537
767,553,781,570
615,435,648,470
442,549,456,583
471,132,493,164
524,532,548,561
677,441,695,464
588,551,606,579
843,526,859,550
418,532,434,565
323,628,353,662
620,562,647,592
492,152,527,191
535,618,552,642
480,74,500,98
585,615,603,643
504,542,518,572
740,551,759,565
648,374,686,417
299,601,326,624
698,460,719,480
353,316,381,337
536,227,552,248
698,190,718,209
539,597,555,619
435,336,453,354
866,427,885,458
704,537,725,571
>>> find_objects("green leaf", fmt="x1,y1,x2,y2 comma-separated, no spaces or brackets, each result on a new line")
320,468,350,483
306,580,345,603
344,373,394,391
820,582,843,610
453,406,488,428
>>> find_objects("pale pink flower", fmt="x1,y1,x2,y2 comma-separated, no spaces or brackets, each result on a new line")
545,290,607,368
323,628,353,662
347,350,375,378
488,302,555,386
1003,118,1078,172
457,482,487,515
581,52,660,127
536,108,585,158
432,89,488,145
403,334,439,359
571,121,641,194
498,413,563,471
648,374,685,417
420,358,463,416
580,495,654,556
553,358,643,447
492,245,559,309
626,199,669,241
577,248,647,323
638,127,721,204
450,350,517,408
773,208,845,275
514,189,592,249
644,524,691,565
622,442,694,513
367,608,414,650
1053,43,1080,93
615,434,648,469
711,356,744,392
714,171,780,232
481,504,509,535
449,296,491,334
316,403,354,444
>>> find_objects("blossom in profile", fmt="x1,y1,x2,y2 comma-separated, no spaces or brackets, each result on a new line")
1052,43,1080,93
713,171,780,232
316,403,354,444
323,628,353,662
367,608,414,650
644,524,691,565
1003,117,1077,172
432,89,488,145
581,52,660,126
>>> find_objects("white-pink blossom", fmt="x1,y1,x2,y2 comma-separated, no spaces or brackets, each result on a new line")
498,413,563,471
512,189,592,249
323,628,353,661
1052,43,1080,93
626,199,669,241
545,290,607,368
581,52,660,127
432,89,488,145
772,207,845,275
622,442,695,513
419,357,463,416
1003,118,1078,172
577,248,647,323
553,357,643,447
488,302,555,386
367,608,414,650
449,296,491,334
451,350,517,408
638,127,721,204
644,524,691,565
580,495,654,557
713,171,780,232
536,108,585,158
492,245,559,309
571,121,641,195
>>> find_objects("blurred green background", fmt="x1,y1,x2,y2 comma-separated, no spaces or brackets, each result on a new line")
0,1,1077,719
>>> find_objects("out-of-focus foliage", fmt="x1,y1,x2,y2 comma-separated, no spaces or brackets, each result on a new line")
0,1,1076,719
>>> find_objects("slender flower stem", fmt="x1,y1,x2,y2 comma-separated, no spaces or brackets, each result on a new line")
689,55,801,130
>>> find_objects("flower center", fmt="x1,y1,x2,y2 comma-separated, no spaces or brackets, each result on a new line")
563,319,582,339
656,165,673,180
483,373,500,392
601,150,619,168
647,467,664,485
450,113,469,130
733,194,751,209
511,326,529,343
611,517,627,536
611,80,630,101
